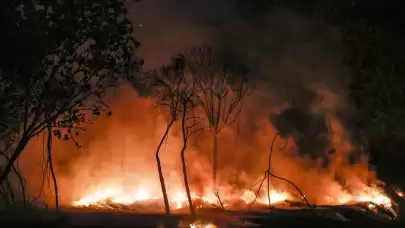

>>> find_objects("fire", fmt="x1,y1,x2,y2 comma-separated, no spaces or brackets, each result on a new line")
325,187,392,208
72,185,156,207
241,189,290,204
72,183,394,212
72,186,291,210
190,221,217,228
19,86,398,217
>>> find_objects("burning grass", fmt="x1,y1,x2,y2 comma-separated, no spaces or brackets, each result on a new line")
18,86,403,222
71,182,396,217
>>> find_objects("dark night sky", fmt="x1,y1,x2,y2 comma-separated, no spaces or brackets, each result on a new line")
128,0,352,112
128,0,239,69
126,0,357,160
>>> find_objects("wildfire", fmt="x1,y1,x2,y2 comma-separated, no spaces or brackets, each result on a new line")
72,186,290,210
325,187,393,208
72,185,157,207
190,221,218,228
72,184,394,212
241,189,291,205
35,86,396,217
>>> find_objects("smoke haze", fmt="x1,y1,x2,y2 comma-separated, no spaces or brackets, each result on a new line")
19,0,377,207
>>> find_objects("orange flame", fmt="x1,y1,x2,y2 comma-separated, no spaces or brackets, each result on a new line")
18,85,396,214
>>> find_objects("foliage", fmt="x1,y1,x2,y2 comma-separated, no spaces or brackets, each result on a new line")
0,0,140,193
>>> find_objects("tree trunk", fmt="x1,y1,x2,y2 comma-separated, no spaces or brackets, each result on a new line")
267,134,279,209
0,152,27,205
212,133,218,188
156,120,174,215
181,102,194,215
4,178,15,204
13,165,26,205
47,126,59,210
0,137,29,187
181,144,194,215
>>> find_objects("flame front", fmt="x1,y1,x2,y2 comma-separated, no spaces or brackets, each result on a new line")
20,87,397,214
72,186,291,210
72,183,394,211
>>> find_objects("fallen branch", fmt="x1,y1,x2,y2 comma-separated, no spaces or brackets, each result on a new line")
267,171,311,209
210,189,248,226
249,133,312,210
214,188,225,210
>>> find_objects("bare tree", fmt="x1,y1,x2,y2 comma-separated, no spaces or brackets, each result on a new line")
150,54,202,215
149,63,186,214
185,46,250,186
179,91,202,216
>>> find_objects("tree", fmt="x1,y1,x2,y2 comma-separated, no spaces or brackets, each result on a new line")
179,93,201,216
185,46,250,186
150,55,201,215
0,0,140,197
149,61,186,214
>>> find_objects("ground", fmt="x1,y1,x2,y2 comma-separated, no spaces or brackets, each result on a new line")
1,207,404,228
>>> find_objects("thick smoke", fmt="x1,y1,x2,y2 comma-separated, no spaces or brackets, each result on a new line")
18,0,377,207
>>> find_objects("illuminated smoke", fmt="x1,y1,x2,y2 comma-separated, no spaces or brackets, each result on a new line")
16,1,390,211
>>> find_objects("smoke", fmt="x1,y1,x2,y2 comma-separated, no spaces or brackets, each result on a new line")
17,1,378,207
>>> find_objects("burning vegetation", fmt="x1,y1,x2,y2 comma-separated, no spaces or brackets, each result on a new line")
19,46,398,218
2,1,405,227
12,45,401,220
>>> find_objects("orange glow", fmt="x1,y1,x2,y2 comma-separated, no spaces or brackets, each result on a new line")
324,187,392,208
72,187,291,209
18,85,396,213
190,221,218,228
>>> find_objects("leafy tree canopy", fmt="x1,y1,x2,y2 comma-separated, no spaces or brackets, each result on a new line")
0,0,140,185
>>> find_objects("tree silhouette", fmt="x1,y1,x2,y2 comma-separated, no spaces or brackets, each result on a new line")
185,45,250,187
0,0,140,196
150,55,200,215
179,92,202,216
149,62,186,214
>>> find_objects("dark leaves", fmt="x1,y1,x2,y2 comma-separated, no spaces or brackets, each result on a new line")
53,129,62,139
92,108,101,116
0,0,140,145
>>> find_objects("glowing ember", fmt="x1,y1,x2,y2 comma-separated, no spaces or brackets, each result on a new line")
394,187,404,198
336,187,392,208
73,185,291,209
72,185,220,209
190,221,217,228
241,189,290,204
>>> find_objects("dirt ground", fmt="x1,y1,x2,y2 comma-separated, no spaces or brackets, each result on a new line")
1,207,404,228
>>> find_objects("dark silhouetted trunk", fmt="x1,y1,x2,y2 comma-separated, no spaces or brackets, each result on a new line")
156,120,174,215
47,126,59,210
212,132,218,188
181,100,194,215
0,137,29,187
4,178,15,204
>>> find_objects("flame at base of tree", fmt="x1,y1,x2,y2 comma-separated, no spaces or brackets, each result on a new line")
18,86,401,219
71,183,395,214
